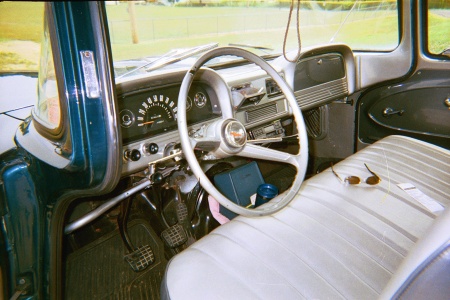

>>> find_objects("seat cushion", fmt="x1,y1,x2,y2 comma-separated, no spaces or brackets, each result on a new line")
162,135,450,299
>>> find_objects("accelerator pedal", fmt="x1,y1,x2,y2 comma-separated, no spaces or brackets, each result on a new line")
161,224,187,248
124,244,155,272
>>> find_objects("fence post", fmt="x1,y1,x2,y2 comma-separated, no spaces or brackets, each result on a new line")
128,2,139,44
110,21,115,42
186,18,189,37
152,19,155,40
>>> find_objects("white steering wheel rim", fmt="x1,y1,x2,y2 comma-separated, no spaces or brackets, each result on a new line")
178,47,308,217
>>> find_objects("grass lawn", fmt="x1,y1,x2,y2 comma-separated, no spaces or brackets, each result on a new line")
0,2,44,71
0,2,44,43
428,12,450,54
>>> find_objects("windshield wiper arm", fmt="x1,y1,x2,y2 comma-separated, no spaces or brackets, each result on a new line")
439,47,450,57
329,1,359,43
117,43,218,79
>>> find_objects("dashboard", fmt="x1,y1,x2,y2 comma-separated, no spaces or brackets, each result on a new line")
116,44,355,176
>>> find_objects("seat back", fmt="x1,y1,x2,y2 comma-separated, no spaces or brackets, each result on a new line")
381,207,450,299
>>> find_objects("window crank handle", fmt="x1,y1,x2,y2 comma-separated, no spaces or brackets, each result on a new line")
382,107,405,117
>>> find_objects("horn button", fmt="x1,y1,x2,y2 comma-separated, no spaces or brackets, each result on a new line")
224,121,247,148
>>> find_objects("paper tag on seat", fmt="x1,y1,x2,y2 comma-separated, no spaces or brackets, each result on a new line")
397,183,444,213
250,193,256,206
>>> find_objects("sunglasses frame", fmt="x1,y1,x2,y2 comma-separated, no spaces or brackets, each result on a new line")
331,163,381,185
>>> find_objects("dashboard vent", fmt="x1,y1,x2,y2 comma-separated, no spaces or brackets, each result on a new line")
246,104,278,123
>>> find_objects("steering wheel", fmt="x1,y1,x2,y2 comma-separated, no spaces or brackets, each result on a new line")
178,47,308,217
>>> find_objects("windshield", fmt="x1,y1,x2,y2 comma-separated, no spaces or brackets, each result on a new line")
1,1,401,75
106,0,399,76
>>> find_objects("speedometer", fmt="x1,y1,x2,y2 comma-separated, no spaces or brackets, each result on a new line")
136,94,177,133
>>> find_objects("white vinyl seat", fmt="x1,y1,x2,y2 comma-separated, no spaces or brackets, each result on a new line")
161,135,450,299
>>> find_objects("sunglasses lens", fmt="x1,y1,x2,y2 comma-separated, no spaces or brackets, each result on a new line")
345,176,361,185
333,164,381,186
365,176,380,185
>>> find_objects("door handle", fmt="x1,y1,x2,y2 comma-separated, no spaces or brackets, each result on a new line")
382,107,404,118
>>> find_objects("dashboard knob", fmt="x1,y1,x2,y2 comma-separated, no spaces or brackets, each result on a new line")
124,149,141,161
143,143,159,155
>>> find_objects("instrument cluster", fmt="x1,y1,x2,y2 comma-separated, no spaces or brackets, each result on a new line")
118,83,216,145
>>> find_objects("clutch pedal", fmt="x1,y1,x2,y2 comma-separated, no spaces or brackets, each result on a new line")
124,244,155,272
118,197,154,272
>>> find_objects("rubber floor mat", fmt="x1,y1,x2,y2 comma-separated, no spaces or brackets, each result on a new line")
65,220,166,299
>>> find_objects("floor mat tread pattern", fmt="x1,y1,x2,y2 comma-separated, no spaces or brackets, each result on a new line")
65,220,166,299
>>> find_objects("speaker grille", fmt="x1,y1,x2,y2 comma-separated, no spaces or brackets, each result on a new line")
295,78,348,110
246,104,278,123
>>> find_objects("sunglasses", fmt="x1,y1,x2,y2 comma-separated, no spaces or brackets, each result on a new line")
331,163,381,185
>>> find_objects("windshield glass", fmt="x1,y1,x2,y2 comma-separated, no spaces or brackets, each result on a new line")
106,0,399,77
0,1,399,75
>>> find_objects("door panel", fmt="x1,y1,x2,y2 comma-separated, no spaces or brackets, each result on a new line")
357,70,450,150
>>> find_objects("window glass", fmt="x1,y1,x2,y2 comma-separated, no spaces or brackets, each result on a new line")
427,0,450,55
34,13,61,129
106,0,399,77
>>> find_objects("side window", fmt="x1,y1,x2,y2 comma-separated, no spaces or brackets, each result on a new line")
34,8,62,130
427,1,450,56
0,2,62,131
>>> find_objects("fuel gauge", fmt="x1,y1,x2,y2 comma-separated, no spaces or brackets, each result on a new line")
194,92,207,108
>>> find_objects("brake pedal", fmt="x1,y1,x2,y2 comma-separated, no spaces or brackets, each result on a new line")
161,224,187,248
176,202,188,223
124,244,155,272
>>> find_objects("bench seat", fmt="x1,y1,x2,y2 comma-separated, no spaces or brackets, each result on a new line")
162,135,450,299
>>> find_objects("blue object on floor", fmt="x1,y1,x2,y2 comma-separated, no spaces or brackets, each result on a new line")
214,161,265,219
